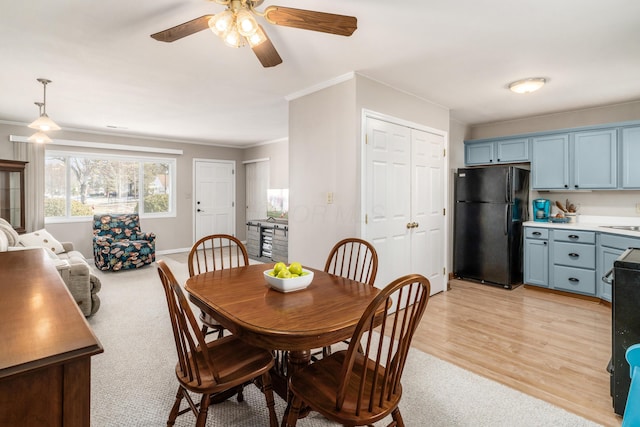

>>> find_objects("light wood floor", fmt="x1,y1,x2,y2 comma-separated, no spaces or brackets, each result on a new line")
412,279,619,427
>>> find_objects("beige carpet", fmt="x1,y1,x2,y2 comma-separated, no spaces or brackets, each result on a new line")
87,256,602,426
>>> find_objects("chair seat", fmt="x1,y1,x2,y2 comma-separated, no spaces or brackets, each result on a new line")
288,350,402,425
179,335,274,394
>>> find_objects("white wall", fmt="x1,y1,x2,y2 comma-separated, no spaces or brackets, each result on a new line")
242,139,289,189
288,74,450,270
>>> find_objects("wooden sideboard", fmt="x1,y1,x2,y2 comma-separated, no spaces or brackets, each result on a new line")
0,249,103,426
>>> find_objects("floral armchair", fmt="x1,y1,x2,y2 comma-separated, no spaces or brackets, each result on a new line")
93,213,156,271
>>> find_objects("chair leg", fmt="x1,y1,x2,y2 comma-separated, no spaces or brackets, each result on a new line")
236,384,245,402
195,393,211,427
260,372,278,427
284,395,304,427
167,386,184,426
322,345,332,358
390,407,405,427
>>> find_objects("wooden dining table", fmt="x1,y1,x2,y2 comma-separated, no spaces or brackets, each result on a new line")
184,262,381,403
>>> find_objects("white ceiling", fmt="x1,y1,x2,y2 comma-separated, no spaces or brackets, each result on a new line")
1,0,639,147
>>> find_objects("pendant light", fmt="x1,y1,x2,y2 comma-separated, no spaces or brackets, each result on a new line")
28,102,53,143
28,78,60,132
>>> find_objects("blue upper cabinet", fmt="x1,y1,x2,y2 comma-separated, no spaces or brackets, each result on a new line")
465,137,529,165
532,129,617,190
531,134,570,189
622,126,640,189
573,129,617,189
466,121,637,190
465,141,494,165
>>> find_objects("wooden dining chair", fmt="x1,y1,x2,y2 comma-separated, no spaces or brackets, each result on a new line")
324,237,379,286
285,273,431,427
188,234,249,338
157,260,279,427
318,237,379,358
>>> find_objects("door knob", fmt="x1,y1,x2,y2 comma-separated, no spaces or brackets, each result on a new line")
406,222,413,229
413,222,419,228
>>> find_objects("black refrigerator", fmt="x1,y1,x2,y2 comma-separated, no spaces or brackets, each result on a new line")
453,166,530,289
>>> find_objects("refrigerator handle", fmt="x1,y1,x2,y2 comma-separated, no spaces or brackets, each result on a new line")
505,168,512,203
504,204,509,235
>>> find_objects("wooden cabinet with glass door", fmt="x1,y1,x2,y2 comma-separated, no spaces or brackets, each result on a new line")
0,160,27,233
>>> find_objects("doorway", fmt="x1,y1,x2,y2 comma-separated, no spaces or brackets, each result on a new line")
193,159,235,242
245,159,270,222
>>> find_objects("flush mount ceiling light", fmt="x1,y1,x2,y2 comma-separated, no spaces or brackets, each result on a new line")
508,77,546,94
28,78,60,132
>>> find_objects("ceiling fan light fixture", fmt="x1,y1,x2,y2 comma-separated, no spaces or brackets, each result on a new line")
223,26,243,48
509,77,546,94
247,25,267,47
236,9,258,36
28,131,52,144
209,10,234,37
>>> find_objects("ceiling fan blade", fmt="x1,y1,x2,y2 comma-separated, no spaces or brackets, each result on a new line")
264,6,357,37
251,26,283,68
151,15,214,42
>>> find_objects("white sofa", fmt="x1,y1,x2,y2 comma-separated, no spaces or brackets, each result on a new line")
0,219,101,317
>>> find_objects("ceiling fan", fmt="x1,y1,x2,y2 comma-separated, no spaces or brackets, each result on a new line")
151,0,357,68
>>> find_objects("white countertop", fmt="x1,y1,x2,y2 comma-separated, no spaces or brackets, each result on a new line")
524,215,640,238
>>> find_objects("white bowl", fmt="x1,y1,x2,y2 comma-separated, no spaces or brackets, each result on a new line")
263,268,314,293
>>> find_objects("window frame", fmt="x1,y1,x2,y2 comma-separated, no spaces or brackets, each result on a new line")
44,150,177,224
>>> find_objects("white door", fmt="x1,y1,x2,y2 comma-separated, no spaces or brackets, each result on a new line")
364,116,446,297
365,118,412,293
194,160,235,242
246,160,269,222
413,129,445,294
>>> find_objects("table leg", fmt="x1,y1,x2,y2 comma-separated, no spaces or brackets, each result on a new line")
281,349,311,427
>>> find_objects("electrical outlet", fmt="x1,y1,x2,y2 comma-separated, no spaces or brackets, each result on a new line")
327,192,334,204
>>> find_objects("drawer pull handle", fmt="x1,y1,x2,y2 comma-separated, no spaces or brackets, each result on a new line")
568,235,579,240
568,277,580,283
532,232,541,236
568,253,580,258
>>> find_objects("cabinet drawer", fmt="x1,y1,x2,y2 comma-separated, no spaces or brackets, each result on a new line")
525,228,549,239
553,229,595,244
553,265,596,295
553,242,595,269
600,233,640,250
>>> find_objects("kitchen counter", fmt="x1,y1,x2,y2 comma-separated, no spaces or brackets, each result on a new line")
524,215,640,301
525,215,640,238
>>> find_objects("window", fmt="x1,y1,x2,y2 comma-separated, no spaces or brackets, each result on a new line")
45,151,176,221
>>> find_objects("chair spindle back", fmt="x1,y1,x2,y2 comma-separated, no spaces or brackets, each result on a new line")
157,260,219,384
337,273,430,415
324,238,378,286
188,234,249,277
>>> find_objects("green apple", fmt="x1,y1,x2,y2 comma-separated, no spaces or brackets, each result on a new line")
288,262,303,275
276,268,292,279
273,262,287,275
